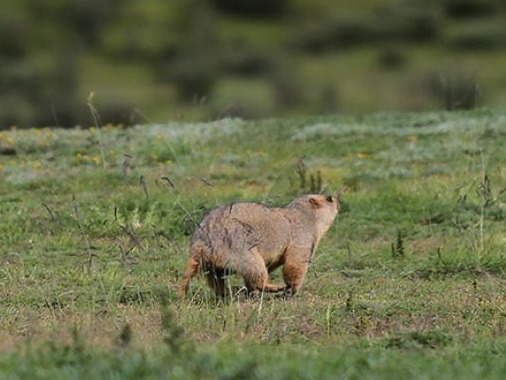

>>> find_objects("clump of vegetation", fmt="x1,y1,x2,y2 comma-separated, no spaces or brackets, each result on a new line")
426,71,481,110
293,159,325,194
391,229,406,258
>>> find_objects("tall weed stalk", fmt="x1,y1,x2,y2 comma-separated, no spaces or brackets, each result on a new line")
87,92,107,169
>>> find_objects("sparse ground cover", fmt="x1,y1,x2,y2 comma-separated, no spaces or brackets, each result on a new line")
0,110,505,378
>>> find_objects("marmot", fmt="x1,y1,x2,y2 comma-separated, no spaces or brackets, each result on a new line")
178,194,340,298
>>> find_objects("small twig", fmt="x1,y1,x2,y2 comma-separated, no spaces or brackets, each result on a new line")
113,206,145,261
139,175,149,200
119,223,144,250
122,154,133,177
156,231,173,244
197,177,214,187
296,159,307,191
161,176,176,189
477,174,492,203
177,202,197,227
133,108,151,124
118,242,137,265
72,195,95,274
338,185,350,196
41,203,55,221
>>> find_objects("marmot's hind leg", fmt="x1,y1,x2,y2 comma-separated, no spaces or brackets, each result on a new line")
241,247,285,293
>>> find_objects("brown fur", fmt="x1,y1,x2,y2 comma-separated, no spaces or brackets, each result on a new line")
178,194,340,298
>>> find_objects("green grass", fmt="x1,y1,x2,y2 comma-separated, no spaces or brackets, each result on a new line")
1,110,506,378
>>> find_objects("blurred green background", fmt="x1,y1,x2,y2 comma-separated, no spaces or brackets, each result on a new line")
1,0,505,129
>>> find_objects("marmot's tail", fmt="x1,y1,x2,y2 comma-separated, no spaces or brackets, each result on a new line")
178,254,202,299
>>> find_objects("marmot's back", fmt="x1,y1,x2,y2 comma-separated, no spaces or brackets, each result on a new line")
191,202,291,264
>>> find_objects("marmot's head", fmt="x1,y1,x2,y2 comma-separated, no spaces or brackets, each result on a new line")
289,194,340,236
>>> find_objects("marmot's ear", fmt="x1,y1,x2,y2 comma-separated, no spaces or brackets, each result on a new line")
308,197,319,208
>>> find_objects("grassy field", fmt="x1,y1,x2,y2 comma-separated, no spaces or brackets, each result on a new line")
0,109,505,378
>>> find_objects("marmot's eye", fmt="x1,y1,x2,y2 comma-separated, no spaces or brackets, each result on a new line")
326,196,333,203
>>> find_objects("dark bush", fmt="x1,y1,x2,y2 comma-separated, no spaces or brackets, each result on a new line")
0,11,29,58
209,0,291,18
269,56,306,108
333,17,378,47
0,47,81,129
0,95,35,129
70,0,128,47
211,102,269,120
163,54,218,102
220,42,273,76
0,4,86,128
377,47,407,70
288,22,335,53
445,22,506,51
444,0,498,18
290,16,377,53
291,7,439,53
375,5,440,43
426,71,481,111
89,101,139,127
317,83,340,114
156,0,219,102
